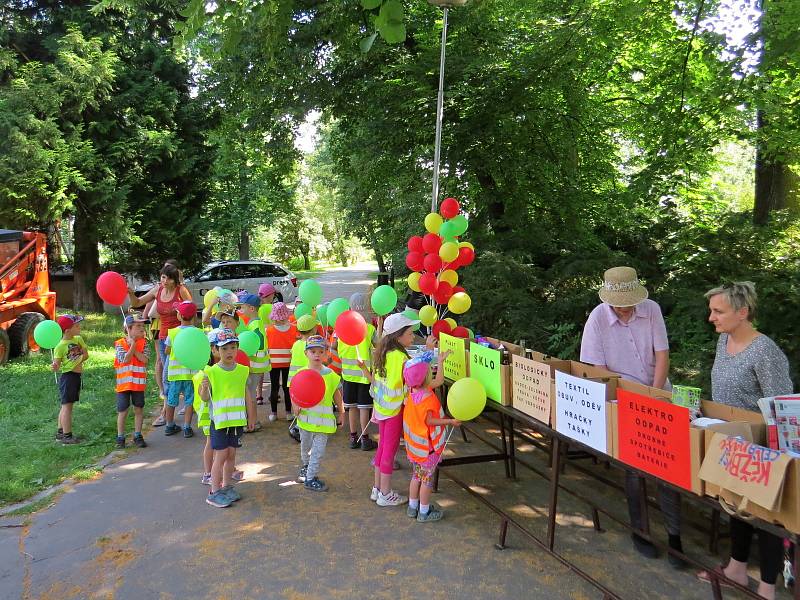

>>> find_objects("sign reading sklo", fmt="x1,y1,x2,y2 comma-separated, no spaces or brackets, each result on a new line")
555,370,607,453
470,343,502,402
617,389,692,490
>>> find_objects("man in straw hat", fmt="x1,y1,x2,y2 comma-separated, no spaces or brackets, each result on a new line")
580,266,685,568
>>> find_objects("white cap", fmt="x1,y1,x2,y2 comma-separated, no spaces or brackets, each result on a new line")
382,312,420,336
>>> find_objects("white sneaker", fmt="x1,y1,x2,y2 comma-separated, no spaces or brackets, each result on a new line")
370,486,379,501
268,413,277,422
376,490,408,507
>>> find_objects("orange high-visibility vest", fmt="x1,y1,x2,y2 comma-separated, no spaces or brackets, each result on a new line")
324,334,342,375
403,390,446,463
267,324,298,368
114,338,148,393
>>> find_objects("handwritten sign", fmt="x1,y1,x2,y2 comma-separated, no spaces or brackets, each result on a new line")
617,389,692,490
440,334,466,382
470,344,502,402
512,355,551,424
555,370,607,453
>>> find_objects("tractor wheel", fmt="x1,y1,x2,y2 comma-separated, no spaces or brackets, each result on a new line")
9,312,45,357
0,329,10,366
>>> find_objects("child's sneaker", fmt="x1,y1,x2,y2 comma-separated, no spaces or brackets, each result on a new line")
164,424,181,436
304,477,328,492
417,505,444,523
201,473,212,485
349,436,359,449
183,426,194,438
298,465,308,483
220,485,241,502
256,396,264,405
55,429,64,441
376,490,407,507
286,413,294,422
61,435,80,445
115,436,126,449
370,486,379,501
268,413,277,422
133,435,147,448
231,470,244,482
361,437,377,451
206,490,232,508
288,425,301,443
407,504,419,519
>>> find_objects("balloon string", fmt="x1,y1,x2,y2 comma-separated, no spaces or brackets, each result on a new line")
441,425,456,455
51,349,58,387
356,419,371,443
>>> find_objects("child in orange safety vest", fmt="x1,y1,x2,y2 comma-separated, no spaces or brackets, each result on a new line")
401,351,459,523
266,302,298,421
114,313,151,449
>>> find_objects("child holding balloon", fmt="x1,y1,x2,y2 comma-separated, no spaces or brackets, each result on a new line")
164,301,199,437
238,294,268,431
291,335,344,492
402,352,459,522
51,315,89,444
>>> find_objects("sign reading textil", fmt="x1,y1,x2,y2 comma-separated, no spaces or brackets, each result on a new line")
469,343,502,402
440,333,466,382
555,370,607,452
512,355,551,424
617,389,692,490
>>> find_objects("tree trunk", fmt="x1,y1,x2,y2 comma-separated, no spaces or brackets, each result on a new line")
238,227,250,259
301,250,310,270
72,206,102,312
753,110,790,225
371,242,386,272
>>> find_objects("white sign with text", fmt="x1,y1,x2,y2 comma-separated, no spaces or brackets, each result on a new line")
555,370,608,453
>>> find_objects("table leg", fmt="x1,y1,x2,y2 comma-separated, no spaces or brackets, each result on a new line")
499,413,511,479
637,476,651,537
508,415,517,480
460,424,469,443
547,437,562,551
496,518,509,550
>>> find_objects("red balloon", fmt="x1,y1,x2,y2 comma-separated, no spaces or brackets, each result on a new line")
422,233,442,254
452,326,470,338
407,236,424,253
236,350,250,367
405,251,424,272
335,310,367,346
423,253,443,273
290,369,326,408
432,319,452,339
96,271,128,306
440,197,460,219
453,286,465,294
445,257,461,270
419,272,439,295
433,281,453,304
458,247,475,266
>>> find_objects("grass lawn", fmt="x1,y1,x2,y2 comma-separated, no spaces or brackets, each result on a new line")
0,311,161,505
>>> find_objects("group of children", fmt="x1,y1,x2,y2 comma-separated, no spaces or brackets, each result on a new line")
52,285,460,522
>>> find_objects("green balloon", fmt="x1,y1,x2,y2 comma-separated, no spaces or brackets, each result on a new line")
317,303,329,328
442,235,458,245
238,330,260,357
450,214,468,236
327,297,350,328
448,377,487,421
370,285,398,316
173,326,211,371
299,279,323,307
439,220,457,239
34,320,63,350
295,303,314,319
402,308,421,332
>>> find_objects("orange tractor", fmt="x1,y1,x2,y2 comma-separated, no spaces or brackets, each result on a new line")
0,230,57,365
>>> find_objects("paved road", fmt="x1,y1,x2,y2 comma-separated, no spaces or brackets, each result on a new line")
0,265,586,600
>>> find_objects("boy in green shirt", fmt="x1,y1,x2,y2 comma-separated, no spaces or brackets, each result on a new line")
51,315,89,444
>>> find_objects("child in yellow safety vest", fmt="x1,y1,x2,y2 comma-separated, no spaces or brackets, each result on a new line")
266,302,298,422
402,351,458,522
238,294,268,433
286,314,319,443
198,328,252,508
292,335,344,492
114,313,150,449
164,301,199,437
339,292,377,451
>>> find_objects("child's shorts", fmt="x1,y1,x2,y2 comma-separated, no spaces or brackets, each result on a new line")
342,380,372,409
58,372,82,405
116,391,145,412
167,379,194,408
410,461,437,487
209,421,243,451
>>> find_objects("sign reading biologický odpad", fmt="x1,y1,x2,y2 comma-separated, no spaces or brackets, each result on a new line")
512,355,551,424
555,371,607,452
470,343,502,402
617,389,692,490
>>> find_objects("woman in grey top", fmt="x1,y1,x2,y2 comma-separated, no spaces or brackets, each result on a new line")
698,282,791,599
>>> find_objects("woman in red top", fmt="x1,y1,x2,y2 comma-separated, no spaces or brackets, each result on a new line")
128,263,191,423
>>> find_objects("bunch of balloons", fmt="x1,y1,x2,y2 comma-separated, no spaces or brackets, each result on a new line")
405,197,475,338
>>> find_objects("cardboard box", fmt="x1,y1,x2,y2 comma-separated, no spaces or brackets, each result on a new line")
700,400,766,445
701,422,756,498
616,378,672,402
555,360,620,402
608,401,617,458
731,459,800,534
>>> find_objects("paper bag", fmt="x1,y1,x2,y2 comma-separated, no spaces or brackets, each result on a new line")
699,432,792,511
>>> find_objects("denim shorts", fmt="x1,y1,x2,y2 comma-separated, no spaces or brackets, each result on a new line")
209,421,243,451
167,379,193,408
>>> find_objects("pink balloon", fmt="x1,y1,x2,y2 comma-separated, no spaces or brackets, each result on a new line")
96,271,128,306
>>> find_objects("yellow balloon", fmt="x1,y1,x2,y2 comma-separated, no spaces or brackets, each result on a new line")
407,272,421,292
203,289,219,309
458,241,474,251
424,213,443,234
439,269,458,287
448,292,472,315
444,317,457,330
419,304,438,327
439,242,459,262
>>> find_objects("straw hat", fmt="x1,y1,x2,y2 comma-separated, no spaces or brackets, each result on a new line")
598,267,648,307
